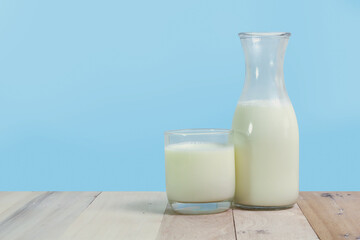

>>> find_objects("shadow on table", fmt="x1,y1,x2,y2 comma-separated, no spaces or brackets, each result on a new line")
113,201,171,215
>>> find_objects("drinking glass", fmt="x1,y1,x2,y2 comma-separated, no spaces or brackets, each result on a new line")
164,129,235,214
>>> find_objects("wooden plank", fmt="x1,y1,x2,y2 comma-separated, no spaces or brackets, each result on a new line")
156,205,236,240
59,192,167,240
0,192,44,222
233,204,318,240
298,192,360,240
0,191,100,240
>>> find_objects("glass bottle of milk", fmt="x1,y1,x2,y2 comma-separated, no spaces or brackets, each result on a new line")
232,32,299,209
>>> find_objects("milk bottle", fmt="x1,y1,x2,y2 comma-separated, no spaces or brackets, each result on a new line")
232,33,299,209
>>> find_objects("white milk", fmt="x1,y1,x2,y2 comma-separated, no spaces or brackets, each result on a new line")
165,143,235,203
232,100,299,207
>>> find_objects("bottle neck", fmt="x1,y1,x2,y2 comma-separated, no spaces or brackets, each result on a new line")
240,37,289,102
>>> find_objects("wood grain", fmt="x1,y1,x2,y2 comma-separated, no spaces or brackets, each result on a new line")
59,192,167,240
0,192,43,222
156,205,236,240
0,191,359,240
233,204,318,240
0,191,100,240
298,192,360,240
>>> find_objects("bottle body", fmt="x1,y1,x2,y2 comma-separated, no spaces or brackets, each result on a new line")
232,100,298,208
232,33,299,209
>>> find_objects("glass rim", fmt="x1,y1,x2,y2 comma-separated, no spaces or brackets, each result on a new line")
238,32,291,39
165,128,232,136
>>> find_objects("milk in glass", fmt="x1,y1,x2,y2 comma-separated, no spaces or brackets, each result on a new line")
165,143,235,203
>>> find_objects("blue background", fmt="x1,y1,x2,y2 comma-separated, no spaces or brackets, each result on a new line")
0,0,359,191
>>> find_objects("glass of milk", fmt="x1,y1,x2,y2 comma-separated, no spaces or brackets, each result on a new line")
164,129,235,214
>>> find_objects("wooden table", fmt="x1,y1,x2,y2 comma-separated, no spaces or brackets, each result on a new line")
0,192,359,240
